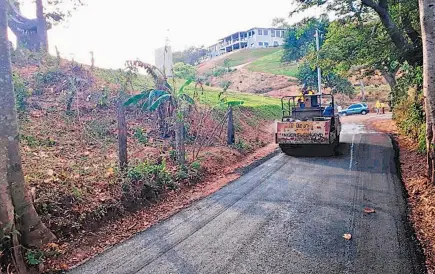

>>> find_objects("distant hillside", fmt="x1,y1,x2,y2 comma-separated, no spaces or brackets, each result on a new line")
197,48,300,97
246,49,298,78
197,48,281,74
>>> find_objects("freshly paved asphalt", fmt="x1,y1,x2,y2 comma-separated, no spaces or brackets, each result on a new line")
70,120,425,274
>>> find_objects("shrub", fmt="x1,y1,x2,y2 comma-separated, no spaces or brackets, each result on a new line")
20,135,56,148
127,160,175,189
25,249,44,266
13,73,31,112
233,139,252,153
212,67,228,77
123,160,176,207
418,123,426,153
96,87,110,109
36,69,67,88
84,119,114,142
176,161,203,184
173,62,197,80
220,80,231,92
133,127,148,144
394,99,424,141
169,150,177,162
394,92,427,154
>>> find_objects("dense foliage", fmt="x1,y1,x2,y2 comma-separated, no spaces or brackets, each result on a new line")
173,62,197,80
283,17,354,95
286,0,425,149
282,17,329,63
173,46,207,65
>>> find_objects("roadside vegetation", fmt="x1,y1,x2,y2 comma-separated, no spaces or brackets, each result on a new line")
0,46,279,272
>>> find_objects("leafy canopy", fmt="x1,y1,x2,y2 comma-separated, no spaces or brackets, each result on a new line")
173,62,197,81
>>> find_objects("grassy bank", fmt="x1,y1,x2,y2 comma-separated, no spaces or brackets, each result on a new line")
246,49,298,77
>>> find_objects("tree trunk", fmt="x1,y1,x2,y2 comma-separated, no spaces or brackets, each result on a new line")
0,139,14,241
419,0,435,183
0,0,54,249
90,51,95,70
359,80,366,101
227,106,235,145
425,101,434,180
175,117,186,165
117,98,128,172
173,107,186,165
6,0,41,51
16,32,41,52
35,0,48,51
380,69,397,92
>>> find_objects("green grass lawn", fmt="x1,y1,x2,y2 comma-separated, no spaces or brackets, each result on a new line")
214,48,281,68
184,85,282,120
246,50,299,77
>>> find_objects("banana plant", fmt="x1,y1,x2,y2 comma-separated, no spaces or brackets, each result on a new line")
125,79,196,164
125,79,195,111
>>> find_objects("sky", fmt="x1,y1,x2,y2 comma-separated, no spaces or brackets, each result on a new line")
12,0,318,69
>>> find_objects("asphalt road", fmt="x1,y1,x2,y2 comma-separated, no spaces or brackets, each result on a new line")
70,118,425,274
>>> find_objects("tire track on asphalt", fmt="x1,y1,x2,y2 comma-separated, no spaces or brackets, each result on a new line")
73,155,285,274
344,133,359,274
109,154,290,274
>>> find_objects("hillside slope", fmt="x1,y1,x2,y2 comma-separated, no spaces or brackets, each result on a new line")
197,48,280,74
10,55,282,271
198,48,300,97
246,49,298,77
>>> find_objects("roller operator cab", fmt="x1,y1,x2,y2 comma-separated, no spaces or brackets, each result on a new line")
275,94,341,157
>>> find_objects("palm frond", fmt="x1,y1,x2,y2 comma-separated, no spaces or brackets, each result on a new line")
180,94,195,105
148,90,168,107
124,90,152,106
178,79,193,95
149,94,172,111
226,100,244,106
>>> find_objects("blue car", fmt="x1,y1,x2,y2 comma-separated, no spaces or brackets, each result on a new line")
339,103,369,116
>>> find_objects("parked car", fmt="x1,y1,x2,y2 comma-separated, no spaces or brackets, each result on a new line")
339,103,369,116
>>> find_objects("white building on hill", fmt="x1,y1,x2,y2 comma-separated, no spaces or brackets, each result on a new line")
207,27,286,59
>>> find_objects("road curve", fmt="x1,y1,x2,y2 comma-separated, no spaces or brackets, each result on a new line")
70,122,425,274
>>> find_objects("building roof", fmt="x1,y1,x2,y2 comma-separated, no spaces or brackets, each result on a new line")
218,27,287,41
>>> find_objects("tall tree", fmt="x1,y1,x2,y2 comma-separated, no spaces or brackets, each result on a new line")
272,17,290,28
173,46,207,65
0,0,54,255
318,20,400,91
293,0,422,66
7,0,40,51
419,0,435,183
35,0,48,51
7,0,84,51
282,17,329,62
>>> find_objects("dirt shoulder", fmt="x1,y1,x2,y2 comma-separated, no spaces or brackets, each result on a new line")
367,118,434,274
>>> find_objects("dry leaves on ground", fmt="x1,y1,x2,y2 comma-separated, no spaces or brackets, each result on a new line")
343,233,352,240
363,207,376,214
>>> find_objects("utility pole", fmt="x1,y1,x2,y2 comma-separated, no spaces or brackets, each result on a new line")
315,29,322,95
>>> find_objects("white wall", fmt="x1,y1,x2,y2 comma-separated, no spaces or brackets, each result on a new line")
155,46,173,77
247,28,285,48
